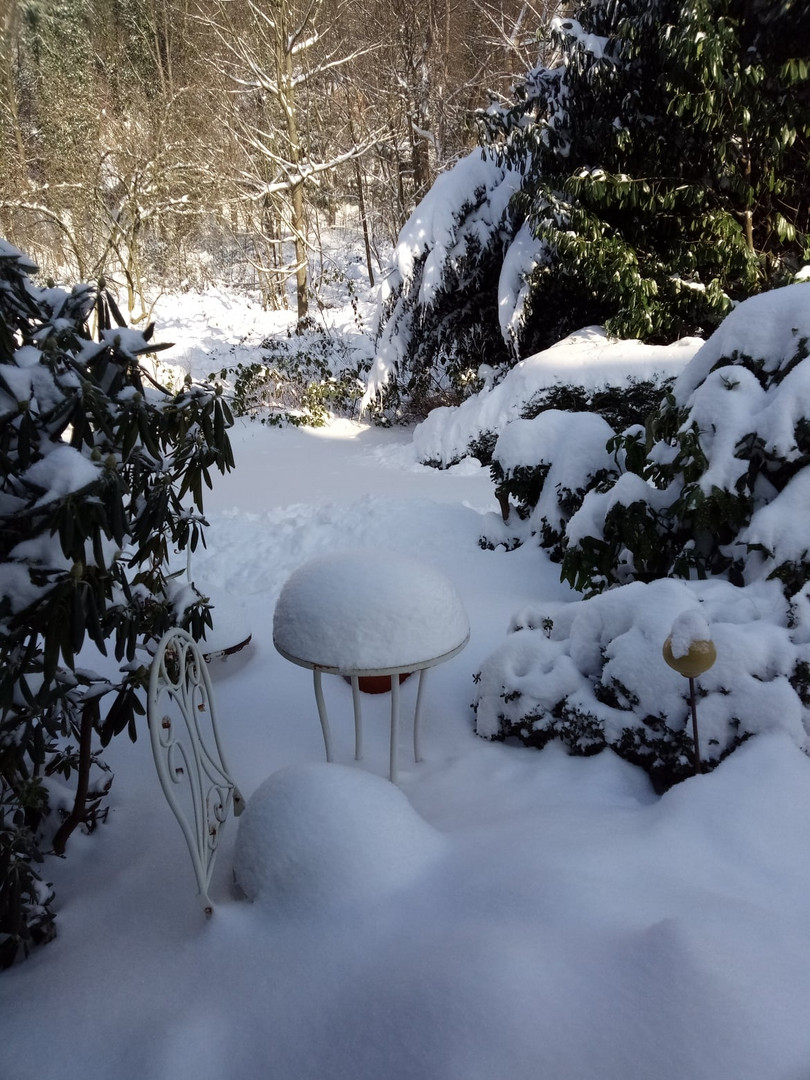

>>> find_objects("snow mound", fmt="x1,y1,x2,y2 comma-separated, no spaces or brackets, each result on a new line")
412,329,701,466
475,576,810,788
273,549,470,671
233,763,445,910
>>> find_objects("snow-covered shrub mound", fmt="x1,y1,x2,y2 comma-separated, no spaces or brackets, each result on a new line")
370,1,807,420
233,764,445,910
474,577,810,792
211,320,368,428
561,283,810,595
474,285,810,784
411,328,698,468
488,410,618,556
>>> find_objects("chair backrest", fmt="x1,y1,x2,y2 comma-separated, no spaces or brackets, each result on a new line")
148,627,245,915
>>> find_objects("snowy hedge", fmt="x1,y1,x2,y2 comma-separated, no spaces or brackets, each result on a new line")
474,576,810,792
411,328,698,468
472,284,810,786
560,285,810,596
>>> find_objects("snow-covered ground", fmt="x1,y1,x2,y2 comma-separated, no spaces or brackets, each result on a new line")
4,265,810,1080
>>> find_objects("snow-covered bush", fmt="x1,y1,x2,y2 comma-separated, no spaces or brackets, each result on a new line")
370,1,809,415
412,328,696,468
212,319,367,427
0,778,55,968
474,284,810,784
474,577,810,792
561,284,810,595
363,151,526,416
488,410,620,557
0,240,233,966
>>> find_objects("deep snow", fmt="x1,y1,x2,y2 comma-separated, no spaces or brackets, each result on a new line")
3,280,810,1080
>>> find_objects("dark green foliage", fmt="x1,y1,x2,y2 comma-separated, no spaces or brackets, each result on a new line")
0,778,56,968
474,287,810,785
484,0,810,350
464,431,499,469
492,461,551,521
378,0,810,411
371,164,522,421
521,378,674,436
480,377,669,555
491,700,608,758
561,328,810,597
0,240,234,966
376,231,513,420
614,719,707,794
471,572,788,791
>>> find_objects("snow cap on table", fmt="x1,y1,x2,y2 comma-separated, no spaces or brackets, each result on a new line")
273,549,469,672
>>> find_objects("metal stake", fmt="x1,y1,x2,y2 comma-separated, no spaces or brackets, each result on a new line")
688,676,702,775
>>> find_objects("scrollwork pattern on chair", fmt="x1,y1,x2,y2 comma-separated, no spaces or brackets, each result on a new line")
148,628,245,915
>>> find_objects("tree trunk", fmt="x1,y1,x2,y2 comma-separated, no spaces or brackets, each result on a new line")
280,12,308,321
348,107,375,287
354,156,375,288
52,704,97,856
292,179,309,322
743,151,755,253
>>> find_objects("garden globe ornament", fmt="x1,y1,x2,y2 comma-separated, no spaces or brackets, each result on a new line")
663,610,716,775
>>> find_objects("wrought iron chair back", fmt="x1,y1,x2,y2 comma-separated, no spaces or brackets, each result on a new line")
148,627,245,915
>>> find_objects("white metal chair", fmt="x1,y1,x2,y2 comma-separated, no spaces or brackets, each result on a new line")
148,627,245,915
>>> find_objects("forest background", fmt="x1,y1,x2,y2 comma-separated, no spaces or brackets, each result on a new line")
0,0,550,321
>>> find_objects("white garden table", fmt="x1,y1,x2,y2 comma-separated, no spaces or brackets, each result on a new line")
273,551,470,783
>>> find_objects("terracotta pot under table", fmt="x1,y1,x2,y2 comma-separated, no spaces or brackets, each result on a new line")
343,672,413,695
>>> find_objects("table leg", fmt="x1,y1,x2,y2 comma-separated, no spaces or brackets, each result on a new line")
413,668,428,764
351,675,363,761
313,669,333,762
390,673,401,783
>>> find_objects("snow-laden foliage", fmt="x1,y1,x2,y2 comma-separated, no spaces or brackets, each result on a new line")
474,576,810,792
212,319,367,427
412,326,696,468
470,284,810,785
0,240,233,967
364,151,526,415
371,0,810,414
560,284,810,595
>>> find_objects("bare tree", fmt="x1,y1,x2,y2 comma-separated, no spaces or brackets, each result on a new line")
0,0,558,300
341,0,553,244
199,0,381,319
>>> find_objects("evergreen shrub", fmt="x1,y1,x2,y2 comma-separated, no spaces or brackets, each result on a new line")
0,239,233,966
372,0,810,415
474,284,810,785
212,319,367,426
